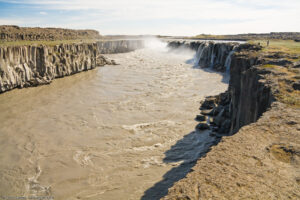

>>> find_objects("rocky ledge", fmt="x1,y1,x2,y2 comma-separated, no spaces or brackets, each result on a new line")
163,43,300,199
0,40,144,93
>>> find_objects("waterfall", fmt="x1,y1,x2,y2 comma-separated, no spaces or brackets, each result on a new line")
225,47,237,74
209,44,215,69
167,40,240,71
194,42,207,66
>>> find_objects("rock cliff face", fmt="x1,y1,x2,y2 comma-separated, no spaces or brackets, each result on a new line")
96,40,144,54
0,40,144,93
168,41,274,134
167,40,238,71
228,50,274,134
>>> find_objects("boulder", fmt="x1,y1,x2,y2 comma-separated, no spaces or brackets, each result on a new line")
196,123,210,130
195,115,206,122
200,97,216,110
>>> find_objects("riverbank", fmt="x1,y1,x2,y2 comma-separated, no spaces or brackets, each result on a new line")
162,40,300,199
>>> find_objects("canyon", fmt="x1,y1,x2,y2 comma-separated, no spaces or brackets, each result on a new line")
0,32,299,200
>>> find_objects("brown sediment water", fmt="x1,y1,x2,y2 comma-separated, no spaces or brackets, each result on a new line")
0,47,227,199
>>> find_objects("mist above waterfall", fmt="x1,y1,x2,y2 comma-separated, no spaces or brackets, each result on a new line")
143,37,168,51
143,38,240,73
143,37,196,61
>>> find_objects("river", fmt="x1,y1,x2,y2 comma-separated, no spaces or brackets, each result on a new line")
0,42,228,200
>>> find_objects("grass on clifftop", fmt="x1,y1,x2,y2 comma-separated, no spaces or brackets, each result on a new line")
255,41,300,108
250,40,300,56
259,64,300,108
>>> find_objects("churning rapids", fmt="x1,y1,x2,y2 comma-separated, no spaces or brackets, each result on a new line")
0,40,228,200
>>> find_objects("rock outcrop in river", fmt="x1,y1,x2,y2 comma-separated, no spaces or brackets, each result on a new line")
0,40,144,93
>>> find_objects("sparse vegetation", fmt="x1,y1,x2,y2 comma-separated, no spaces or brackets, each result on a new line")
0,39,100,47
253,41,300,108
250,39,300,56
190,32,300,41
262,64,277,68
276,80,300,108
0,25,102,42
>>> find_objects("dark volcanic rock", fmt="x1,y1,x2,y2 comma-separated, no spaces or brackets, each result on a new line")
200,97,216,110
292,82,300,90
229,53,274,134
195,115,206,122
196,123,210,130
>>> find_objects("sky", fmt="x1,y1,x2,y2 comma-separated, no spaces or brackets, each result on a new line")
0,0,299,36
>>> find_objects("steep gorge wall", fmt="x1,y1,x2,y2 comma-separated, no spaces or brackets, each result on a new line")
97,40,145,54
228,50,274,133
0,40,144,93
167,41,273,134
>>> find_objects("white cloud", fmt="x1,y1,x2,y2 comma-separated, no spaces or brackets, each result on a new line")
0,0,299,35
39,11,47,15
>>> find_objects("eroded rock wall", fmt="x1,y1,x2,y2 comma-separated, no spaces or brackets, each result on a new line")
168,41,273,134
0,40,144,93
229,51,274,134
97,40,144,54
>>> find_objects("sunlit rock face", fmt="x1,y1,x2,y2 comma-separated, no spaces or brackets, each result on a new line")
0,40,144,93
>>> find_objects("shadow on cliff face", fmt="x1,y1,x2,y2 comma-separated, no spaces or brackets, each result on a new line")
141,129,221,200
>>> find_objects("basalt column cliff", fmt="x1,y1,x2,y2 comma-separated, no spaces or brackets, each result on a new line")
0,40,144,93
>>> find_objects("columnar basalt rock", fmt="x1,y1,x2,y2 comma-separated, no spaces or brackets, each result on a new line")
228,51,274,134
167,40,238,71
0,40,144,93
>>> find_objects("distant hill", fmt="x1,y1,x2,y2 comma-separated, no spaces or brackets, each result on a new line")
0,25,102,41
191,32,300,41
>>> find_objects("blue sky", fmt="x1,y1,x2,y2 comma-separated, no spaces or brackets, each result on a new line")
0,0,299,36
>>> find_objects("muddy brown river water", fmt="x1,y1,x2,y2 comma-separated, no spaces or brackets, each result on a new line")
0,46,227,200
